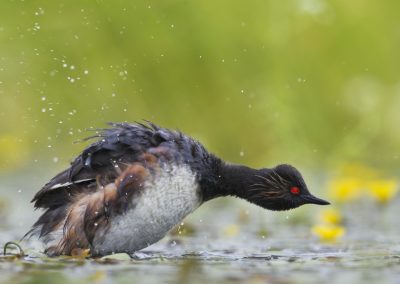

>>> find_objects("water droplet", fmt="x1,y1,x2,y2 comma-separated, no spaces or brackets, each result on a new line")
119,70,128,76
239,151,244,157
53,157,59,163
33,23,41,31
35,7,45,16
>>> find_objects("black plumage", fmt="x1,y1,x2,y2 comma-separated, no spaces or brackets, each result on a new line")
32,122,217,208
27,121,329,256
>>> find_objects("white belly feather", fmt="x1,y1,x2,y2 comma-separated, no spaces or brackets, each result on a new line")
93,164,201,255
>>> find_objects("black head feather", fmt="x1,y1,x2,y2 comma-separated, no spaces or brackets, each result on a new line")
246,164,330,211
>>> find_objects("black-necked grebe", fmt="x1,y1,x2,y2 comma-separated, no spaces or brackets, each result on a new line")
27,122,329,256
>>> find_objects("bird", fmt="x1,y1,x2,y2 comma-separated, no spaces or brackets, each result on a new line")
26,121,330,257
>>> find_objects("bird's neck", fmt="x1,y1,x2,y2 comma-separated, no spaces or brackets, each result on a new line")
201,162,268,201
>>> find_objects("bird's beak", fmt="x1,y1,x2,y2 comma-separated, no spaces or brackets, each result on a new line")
302,194,330,205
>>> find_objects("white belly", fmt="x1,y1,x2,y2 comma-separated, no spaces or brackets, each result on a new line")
92,164,201,255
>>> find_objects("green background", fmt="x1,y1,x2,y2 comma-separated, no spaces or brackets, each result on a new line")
1,2,400,283
1,0,400,175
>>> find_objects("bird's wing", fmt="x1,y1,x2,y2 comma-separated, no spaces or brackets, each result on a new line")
32,122,175,209
29,151,164,255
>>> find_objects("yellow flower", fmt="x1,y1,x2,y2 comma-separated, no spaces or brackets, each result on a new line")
312,224,345,243
367,179,398,204
319,208,342,225
223,224,239,237
328,178,363,202
328,164,398,205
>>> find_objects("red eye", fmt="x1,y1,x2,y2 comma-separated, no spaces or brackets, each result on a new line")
290,187,300,195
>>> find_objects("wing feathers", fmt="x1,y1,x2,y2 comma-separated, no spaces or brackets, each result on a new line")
32,122,174,209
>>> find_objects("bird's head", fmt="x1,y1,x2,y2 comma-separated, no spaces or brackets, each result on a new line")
248,164,330,211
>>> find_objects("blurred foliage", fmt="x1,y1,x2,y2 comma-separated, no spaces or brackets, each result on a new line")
1,0,400,174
